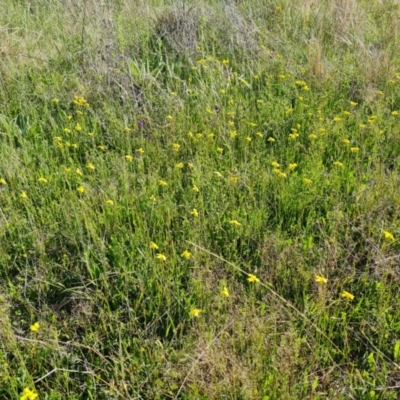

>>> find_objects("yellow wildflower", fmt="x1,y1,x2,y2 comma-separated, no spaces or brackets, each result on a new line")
98,145,106,151
189,308,202,317
248,274,260,283
214,171,223,178
105,199,114,206
150,242,159,250
20,387,38,400
149,195,156,202
156,253,167,261
230,176,239,184
191,209,199,218
63,128,71,133
166,115,173,120
125,155,133,162
309,134,318,140
246,136,252,142
158,180,168,187
192,185,199,192
30,322,40,332
288,163,298,171
229,220,241,227
86,163,95,171
303,178,312,185
175,162,184,169
315,275,328,284
334,161,343,167
341,291,355,301
38,177,48,184
181,250,191,259
0,178,6,185
20,192,28,200
217,147,224,153
76,168,83,176
383,231,395,241
221,287,230,297
75,123,82,131
333,117,342,122
267,137,275,142
172,143,180,152
392,111,399,116
188,162,194,169
342,139,350,145
256,132,263,138
350,147,359,153
271,161,280,168
289,133,299,140
136,148,144,155
350,101,357,107
77,186,85,194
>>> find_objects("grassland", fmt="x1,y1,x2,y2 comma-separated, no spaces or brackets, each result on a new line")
1,0,400,399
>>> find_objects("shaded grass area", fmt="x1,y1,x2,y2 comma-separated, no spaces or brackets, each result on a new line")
1,0,400,399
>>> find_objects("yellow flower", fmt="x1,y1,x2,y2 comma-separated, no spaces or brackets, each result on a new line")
156,253,167,261
166,115,173,120
98,145,106,151
125,155,133,162
230,130,237,138
75,123,82,131
67,115,73,120
181,250,191,259
105,199,114,206
350,147,359,153
392,111,399,116
63,128,71,133
0,178,6,185
38,177,48,184
175,162,184,169
383,231,395,241
217,147,224,153
247,274,260,283
229,220,241,227
315,275,328,284
341,291,355,301
77,185,85,194
88,132,95,137
150,242,159,250
192,185,199,192
150,195,156,202
76,168,83,176
187,162,194,169
214,171,223,178
350,101,357,107
277,171,287,178
342,139,350,145
343,110,351,116
271,161,280,168
309,134,318,140
221,287,230,297
20,387,38,400
334,161,343,167
246,136,252,142
289,133,299,140
52,98,59,104
20,192,28,200
303,178,312,185
333,117,342,122
172,143,180,152
288,163,298,171
86,162,95,171
256,132,263,138
191,209,199,218
136,148,144,155
267,137,275,142
158,180,168,187
230,176,239,184
189,308,202,317
30,322,40,332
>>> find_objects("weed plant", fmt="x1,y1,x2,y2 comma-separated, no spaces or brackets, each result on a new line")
1,0,400,399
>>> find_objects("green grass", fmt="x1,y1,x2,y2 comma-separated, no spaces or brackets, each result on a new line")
2,0,400,399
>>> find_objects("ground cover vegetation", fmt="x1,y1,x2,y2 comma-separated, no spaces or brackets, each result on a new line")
1,0,400,398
